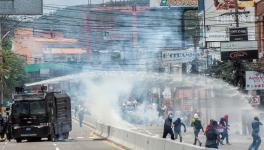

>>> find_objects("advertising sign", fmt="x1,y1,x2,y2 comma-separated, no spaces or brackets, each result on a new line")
246,71,264,90
161,49,202,63
214,0,254,10
221,50,258,61
204,0,255,42
238,0,255,8
221,41,258,52
229,27,248,41
150,0,198,8
0,0,43,15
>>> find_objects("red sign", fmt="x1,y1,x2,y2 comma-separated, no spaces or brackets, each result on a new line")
250,96,261,106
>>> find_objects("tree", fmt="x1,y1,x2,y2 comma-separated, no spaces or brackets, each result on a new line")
0,38,28,103
206,59,258,89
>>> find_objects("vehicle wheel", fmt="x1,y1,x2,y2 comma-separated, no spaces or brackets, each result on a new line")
16,139,22,143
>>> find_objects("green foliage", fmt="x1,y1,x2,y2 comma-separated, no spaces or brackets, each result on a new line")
206,60,259,88
1,39,28,99
2,37,12,50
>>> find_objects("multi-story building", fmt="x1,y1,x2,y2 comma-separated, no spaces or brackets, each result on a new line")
12,28,84,81
256,0,264,54
13,28,79,64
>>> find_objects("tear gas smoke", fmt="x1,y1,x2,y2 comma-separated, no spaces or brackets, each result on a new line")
26,71,259,134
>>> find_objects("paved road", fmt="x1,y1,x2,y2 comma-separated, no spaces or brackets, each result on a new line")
0,120,124,150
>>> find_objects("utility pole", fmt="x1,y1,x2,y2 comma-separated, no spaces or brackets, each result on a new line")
220,0,249,89
234,0,239,27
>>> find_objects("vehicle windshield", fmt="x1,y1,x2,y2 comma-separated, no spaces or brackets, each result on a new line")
13,102,29,116
30,101,45,115
12,100,45,116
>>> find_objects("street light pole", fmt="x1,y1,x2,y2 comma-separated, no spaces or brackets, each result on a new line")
0,22,3,110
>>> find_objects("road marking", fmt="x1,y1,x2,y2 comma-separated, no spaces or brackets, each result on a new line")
73,119,125,150
55,147,60,150
53,143,57,146
77,137,84,139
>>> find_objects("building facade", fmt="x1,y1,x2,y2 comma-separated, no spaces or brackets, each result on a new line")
256,0,264,54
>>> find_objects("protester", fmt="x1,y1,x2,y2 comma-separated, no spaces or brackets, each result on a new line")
191,113,204,146
219,114,230,145
162,112,174,140
249,116,263,150
78,107,85,127
173,118,186,142
205,119,220,149
74,105,79,118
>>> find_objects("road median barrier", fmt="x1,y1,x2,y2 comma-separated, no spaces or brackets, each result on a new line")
79,115,210,150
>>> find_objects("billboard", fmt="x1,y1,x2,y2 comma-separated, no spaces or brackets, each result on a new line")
150,0,198,8
214,0,254,10
246,71,264,90
0,0,43,15
204,0,255,42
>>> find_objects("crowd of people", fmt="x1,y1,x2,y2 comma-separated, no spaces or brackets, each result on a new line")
162,112,262,149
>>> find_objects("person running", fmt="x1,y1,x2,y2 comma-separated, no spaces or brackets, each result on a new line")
191,113,204,146
249,116,263,150
219,114,230,145
162,112,174,140
173,118,186,142
205,119,220,149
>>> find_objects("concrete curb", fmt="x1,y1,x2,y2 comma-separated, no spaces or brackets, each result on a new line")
74,115,212,150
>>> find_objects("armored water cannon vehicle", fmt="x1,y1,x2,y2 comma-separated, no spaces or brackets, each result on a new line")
8,86,72,142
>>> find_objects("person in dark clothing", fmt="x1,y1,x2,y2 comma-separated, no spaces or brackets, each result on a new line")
249,116,263,150
173,118,186,142
162,113,174,140
191,114,204,146
78,108,85,127
74,105,79,118
0,115,5,139
219,114,230,145
205,120,220,149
